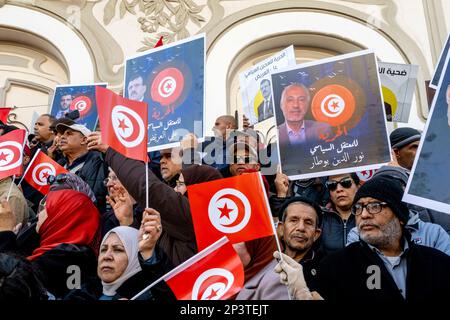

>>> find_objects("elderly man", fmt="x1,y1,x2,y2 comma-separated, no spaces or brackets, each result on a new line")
237,197,323,300
257,79,274,122
275,176,450,301
56,123,108,213
389,127,421,171
277,83,332,147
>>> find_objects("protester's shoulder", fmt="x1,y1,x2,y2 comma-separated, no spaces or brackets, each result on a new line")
412,242,450,262
38,243,96,262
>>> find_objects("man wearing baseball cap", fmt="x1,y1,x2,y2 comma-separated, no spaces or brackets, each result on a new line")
56,123,108,213
389,127,421,170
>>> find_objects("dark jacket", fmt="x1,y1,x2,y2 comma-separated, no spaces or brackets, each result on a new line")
317,239,450,301
60,151,108,213
64,247,176,301
105,148,197,266
0,230,97,299
320,207,355,255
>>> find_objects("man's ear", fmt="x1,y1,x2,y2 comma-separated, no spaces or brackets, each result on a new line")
393,148,400,158
313,228,322,242
81,136,88,146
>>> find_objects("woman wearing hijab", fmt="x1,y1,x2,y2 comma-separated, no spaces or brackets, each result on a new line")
0,174,101,298
65,213,175,301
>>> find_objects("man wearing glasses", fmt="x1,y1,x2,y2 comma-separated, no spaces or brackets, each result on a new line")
276,175,450,301
320,173,361,254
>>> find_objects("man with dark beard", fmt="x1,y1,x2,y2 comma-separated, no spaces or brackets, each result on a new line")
274,176,450,301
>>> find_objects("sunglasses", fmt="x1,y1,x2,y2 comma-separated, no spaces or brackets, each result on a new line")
47,173,69,185
325,177,353,191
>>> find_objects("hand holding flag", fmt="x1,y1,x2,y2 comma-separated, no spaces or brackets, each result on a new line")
131,236,244,300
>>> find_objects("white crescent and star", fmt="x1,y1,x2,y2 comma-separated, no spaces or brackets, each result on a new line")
208,188,251,234
0,141,22,171
191,268,234,300
32,163,56,186
321,94,345,118
111,105,145,148
158,76,177,98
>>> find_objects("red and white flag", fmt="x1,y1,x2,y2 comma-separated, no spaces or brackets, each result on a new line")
0,108,11,123
188,172,275,251
96,86,148,162
0,129,26,180
356,169,377,184
164,237,244,300
22,150,68,195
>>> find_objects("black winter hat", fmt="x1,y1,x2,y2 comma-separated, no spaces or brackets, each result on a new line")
389,127,421,149
278,196,322,227
353,176,409,224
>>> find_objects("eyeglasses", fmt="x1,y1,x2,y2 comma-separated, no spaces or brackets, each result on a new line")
47,173,69,185
232,155,257,164
351,202,388,216
325,177,353,191
37,196,47,213
103,176,119,186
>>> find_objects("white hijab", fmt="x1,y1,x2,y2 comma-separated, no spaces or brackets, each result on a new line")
100,226,142,297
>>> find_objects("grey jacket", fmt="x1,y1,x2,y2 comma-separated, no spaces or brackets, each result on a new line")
346,211,450,256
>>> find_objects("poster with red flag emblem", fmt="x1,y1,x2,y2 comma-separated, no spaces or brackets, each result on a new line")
163,237,244,300
271,49,392,180
49,83,107,131
188,172,275,251
22,149,68,195
124,34,205,151
0,129,26,180
96,86,148,163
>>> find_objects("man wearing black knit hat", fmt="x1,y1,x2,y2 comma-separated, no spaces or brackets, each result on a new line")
389,127,421,170
274,175,450,301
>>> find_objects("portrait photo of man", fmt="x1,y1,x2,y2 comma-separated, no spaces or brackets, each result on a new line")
257,79,274,122
56,92,73,119
277,83,332,148
127,74,147,102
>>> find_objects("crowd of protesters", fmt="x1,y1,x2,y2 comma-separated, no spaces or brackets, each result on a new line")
0,110,449,302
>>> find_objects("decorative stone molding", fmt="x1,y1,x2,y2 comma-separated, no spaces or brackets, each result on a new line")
101,0,208,51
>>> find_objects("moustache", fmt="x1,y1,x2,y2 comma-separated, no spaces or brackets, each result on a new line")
358,222,379,229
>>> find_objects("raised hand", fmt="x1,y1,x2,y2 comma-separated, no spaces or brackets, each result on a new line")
106,186,134,226
87,131,109,153
138,208,162,260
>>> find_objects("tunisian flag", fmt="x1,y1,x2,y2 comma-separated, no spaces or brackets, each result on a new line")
0,108,11,123
22,149,68,195
164,237,244,300
188,172,275,251
96,86,148,162
0,129,26,180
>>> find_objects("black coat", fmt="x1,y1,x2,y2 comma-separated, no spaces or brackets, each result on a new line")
316,239,450,301
0,230,97,299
